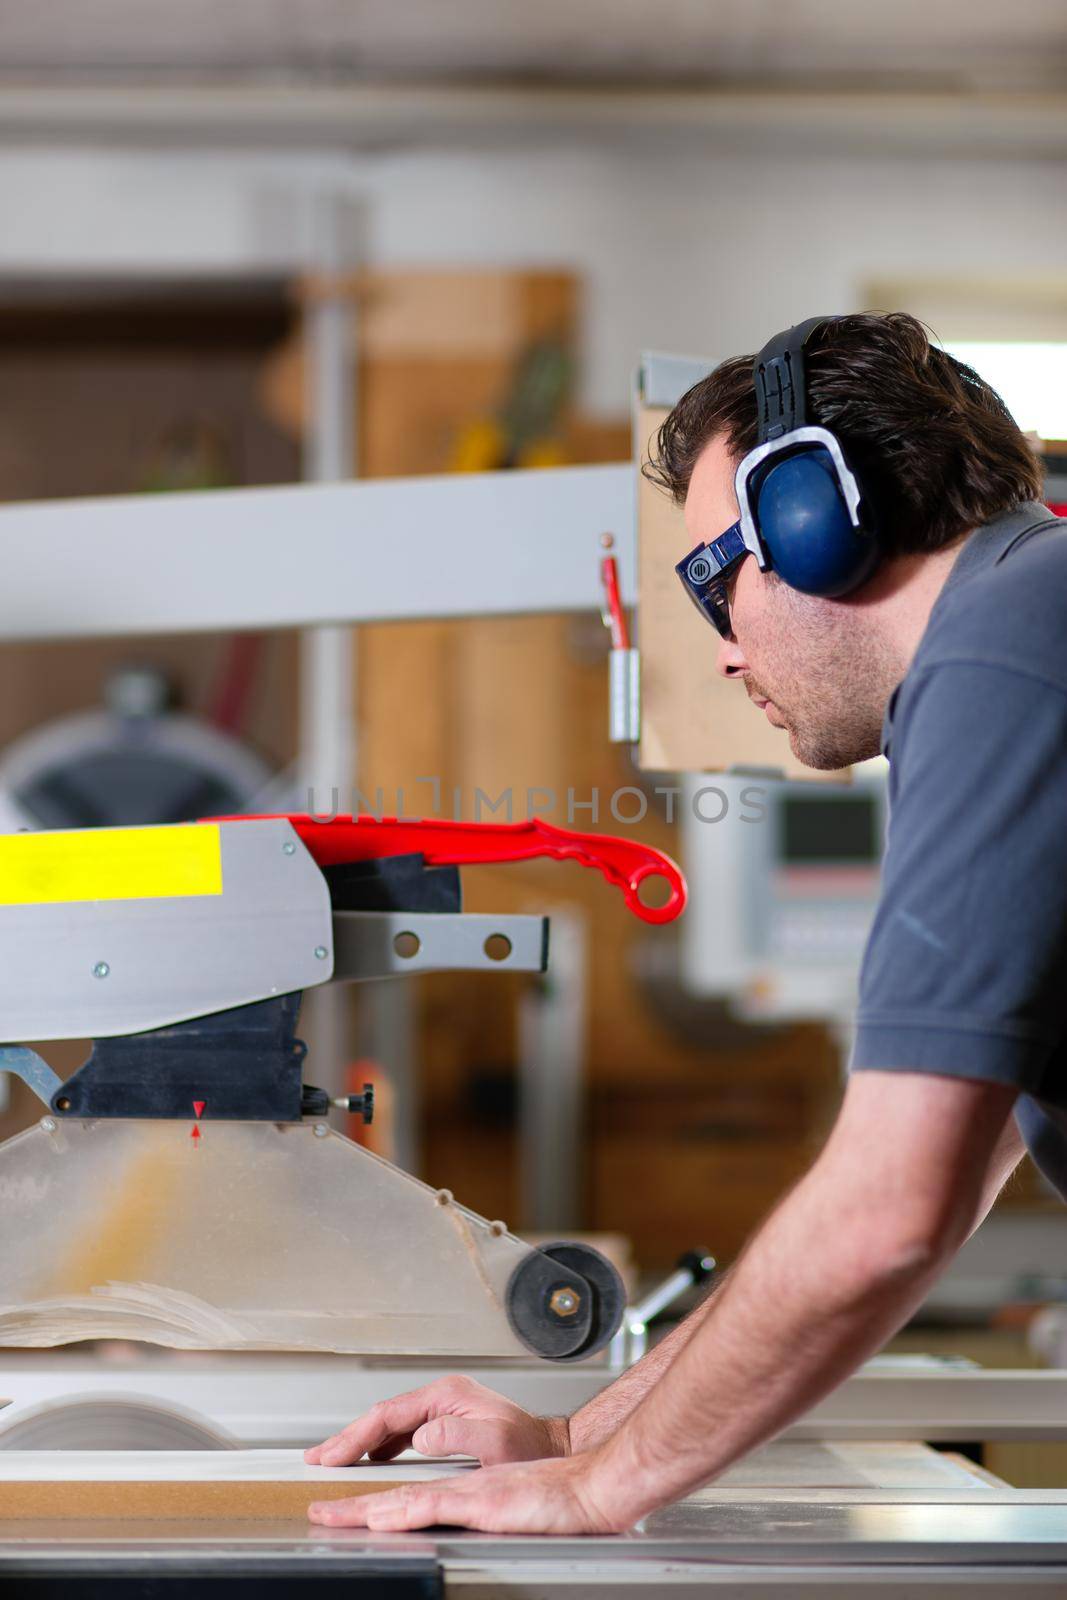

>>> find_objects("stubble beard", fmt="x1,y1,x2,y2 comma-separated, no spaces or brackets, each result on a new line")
784,701,887,771
749,600,901,772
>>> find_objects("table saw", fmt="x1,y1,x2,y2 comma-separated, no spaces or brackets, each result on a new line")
0,810,687,1363
0,810,1065,1594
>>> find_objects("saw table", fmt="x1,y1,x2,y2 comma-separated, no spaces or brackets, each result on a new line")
0,1442,1065,1596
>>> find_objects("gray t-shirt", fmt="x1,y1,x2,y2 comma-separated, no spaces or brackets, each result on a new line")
850,500,1067,1197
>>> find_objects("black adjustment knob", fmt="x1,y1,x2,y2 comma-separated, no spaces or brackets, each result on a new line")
331,1083,374,1124
353,1082,375,1125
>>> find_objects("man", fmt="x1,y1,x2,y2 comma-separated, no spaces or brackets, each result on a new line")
305,312,1064,1534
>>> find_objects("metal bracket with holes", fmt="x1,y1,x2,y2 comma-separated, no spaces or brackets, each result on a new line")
331,911,549,981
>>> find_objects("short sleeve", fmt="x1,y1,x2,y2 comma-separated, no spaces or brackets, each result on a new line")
851,660,1067,1093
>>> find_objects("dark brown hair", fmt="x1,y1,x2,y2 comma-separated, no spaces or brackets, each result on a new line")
645,312,1043,557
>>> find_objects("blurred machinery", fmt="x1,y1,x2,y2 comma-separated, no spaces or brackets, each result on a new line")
679,768,886,1028
0,666,275,834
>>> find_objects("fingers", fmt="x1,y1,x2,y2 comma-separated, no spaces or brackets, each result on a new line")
317,1428,419,1465
308,1482,467,1531
366,1434,416,1462
304,1377,488,1467
308,1493,372,1527
304,1392,430,1466
365,1485,467,1531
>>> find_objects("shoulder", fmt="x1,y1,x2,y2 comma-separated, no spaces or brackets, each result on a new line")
917,518,1067,695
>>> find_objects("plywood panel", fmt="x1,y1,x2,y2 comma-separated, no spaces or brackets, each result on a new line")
0,1440,994,1522
635,402,841,781
0,1451,470,1521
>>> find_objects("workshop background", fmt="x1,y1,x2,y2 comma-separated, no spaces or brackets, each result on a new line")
2,0,1067,1477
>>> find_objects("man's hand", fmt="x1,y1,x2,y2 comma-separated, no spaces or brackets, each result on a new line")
307,1454,628,1534
304,1375,569,1468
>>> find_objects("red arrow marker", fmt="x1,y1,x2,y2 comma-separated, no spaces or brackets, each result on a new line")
190,1126,202,1144
193,1101,205,1119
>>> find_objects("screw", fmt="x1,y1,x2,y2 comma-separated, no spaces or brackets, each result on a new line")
314,946,328,960
549,1286,581,1318
435,1188,453,1207
313,1123,329,1138
92,961,110,979
40,1117,56,1133
283,841,296,856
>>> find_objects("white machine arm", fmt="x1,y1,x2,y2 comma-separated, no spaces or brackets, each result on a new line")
0,464,633,640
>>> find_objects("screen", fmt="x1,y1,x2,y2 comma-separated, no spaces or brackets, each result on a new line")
781,792,879,866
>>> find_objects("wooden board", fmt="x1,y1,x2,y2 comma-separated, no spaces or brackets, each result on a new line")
0,1440,996,1521
0,1451,470,1521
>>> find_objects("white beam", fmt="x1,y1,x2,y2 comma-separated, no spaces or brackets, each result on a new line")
0,463,634,641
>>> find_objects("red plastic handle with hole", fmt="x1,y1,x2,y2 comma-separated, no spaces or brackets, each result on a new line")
212,813,687,926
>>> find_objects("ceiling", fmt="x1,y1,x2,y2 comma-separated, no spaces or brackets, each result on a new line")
0,1,1064,156
0,0,1064,90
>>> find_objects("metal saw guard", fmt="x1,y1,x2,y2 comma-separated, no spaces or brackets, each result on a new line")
0,1118,623,1363
0,814,670,1365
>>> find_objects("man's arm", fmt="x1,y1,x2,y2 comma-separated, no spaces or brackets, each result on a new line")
567,1273,725,1452
303,1263,727,1468
571,1083,1022,1456
307,1068,1019,1531
970,1109,1024,1233
306,1074,1022,1471
580,1068,1017,1525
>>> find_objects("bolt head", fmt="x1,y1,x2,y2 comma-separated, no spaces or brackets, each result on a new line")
40,1117,56,1133
92,961,110,979
283,841,296,856
549,1286,581,1318
313,1123,329,1138
314,946,328,960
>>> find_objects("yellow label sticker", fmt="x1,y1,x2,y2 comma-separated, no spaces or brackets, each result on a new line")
0,824,223,906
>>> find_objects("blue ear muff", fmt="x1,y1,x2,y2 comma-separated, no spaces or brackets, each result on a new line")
754,448,877,598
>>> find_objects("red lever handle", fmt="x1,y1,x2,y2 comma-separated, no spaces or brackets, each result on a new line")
215,813,687,926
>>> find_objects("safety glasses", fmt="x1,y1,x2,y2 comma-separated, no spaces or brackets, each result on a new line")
675,521,748,640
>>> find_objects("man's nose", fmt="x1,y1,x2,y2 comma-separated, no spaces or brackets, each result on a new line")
716,634,749,679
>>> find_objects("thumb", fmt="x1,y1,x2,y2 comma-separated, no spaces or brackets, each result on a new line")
411,1415,509,1464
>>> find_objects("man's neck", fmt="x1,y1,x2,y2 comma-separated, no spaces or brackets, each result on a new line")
857,535,971,679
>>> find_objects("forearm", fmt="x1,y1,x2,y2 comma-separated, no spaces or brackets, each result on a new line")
569,1095,1016,1459
567,1277,725,1453
587,1169,961,1519
583,1073,1019,1521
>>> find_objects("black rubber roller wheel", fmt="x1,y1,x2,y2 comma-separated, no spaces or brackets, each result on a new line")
505,1240,626,1361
